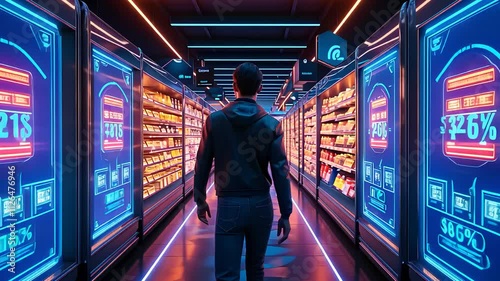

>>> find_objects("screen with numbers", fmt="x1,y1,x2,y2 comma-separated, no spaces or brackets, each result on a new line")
360,45,400,247
419,1,500,280
91,46,134,242
0,2,61,280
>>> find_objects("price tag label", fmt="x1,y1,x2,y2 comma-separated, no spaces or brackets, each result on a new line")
0,65,34,163
101,95,124,152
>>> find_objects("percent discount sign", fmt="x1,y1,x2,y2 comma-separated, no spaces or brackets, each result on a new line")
0,65,34,164
101,94,124,152
369,86,389,153
440,66,498,164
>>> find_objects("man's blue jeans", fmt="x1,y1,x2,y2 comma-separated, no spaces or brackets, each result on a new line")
215,194,274,281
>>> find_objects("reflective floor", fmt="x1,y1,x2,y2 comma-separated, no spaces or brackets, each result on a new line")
103,181,387,281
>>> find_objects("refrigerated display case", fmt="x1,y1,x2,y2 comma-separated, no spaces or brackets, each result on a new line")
408,1,500,280
141,57,184,236
301,90,319,198
183,87,203,195
355,5,406,279
0,1,80,280
81,5,143,279
317,57,357,241
290,106,300,181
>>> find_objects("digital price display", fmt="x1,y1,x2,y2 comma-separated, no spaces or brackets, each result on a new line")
91,47,133,241
419,1,500,280
361,46,400,244
0,4,60,281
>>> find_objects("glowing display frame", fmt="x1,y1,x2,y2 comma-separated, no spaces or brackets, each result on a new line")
360,46,401,245
91,46,134,242
419,1,500,280
0,1,61,280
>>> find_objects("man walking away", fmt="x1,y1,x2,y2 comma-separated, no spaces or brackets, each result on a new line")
193,62,293,281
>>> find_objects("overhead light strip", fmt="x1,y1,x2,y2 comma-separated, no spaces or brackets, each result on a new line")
215,68,292,71
188,45,307,49
127,0,182,59
215,73,290,77
204,58,297,62
334,0,362,34
279,91,294,110
172,23,319,27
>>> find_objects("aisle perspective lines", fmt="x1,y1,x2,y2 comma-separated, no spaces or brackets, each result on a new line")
292,198,344,281
141,183,215,281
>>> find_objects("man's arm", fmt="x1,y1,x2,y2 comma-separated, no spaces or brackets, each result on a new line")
270,123,292,219
194,115,214,208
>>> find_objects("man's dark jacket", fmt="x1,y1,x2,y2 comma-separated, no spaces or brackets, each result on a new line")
193,98,292,219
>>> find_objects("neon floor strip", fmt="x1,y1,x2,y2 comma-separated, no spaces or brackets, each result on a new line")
141,183,215,281
292,198,344,281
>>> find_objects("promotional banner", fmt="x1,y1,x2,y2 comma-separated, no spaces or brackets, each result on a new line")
419,1,500,279
0,4,60,280
361,45,400,246
91,47,134,241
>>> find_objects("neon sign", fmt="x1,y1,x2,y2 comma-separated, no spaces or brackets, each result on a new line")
419,1,500,280
91,47,134,241
361,46,400,244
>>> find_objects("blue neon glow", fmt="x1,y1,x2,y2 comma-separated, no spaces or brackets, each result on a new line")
419,1,500,280
188,45,307,49
142,183,215,281
3,0,57,28
436,44,500,82
0,1,61,280
93,48,132,72
172,23,319,27
360,45,400,243
0,38,47,79
97,81,129,102
91,46,134,241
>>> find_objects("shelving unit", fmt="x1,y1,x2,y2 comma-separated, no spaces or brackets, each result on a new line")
290,107,300,181
141,61,185,235
183,89,204,195
316,62,358,241
301,96,318,198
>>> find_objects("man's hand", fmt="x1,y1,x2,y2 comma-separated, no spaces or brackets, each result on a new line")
277,218,291,244
197,203,211,225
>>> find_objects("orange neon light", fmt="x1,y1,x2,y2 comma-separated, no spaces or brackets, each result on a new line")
104,96,124,107
0,67,30,85
0,91,31,107
334,0,362,34
371,98,387,108
14,94,31,107
446,68,495,91
445,142,495,160
446,91,495,112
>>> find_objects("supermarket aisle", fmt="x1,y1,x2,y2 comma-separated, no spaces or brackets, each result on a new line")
103,181,385,281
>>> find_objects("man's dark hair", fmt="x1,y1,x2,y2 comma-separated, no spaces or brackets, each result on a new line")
233,62,263,97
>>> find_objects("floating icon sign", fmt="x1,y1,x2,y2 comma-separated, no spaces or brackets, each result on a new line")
431,36,442,52
328,45,344,61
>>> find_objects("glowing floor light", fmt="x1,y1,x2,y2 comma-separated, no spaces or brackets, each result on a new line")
292,198,344,281
141,183,215,281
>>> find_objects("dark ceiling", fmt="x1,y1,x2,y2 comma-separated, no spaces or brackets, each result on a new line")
83,0,402,109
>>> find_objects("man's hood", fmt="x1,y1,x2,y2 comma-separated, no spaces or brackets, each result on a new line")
222,98,268,128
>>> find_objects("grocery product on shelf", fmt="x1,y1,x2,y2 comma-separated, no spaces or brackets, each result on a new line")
303,102,317,178
142,89,183,199
184,98,203,175
319,86,357,199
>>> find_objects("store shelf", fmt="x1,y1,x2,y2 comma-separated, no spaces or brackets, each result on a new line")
144,165,182,177
304,132,316,136
320,158,355,174
143,146,183,155
184,123,202,129
185,112,202,120
143,156,182,168
320,130,356,136
322,97,356,115
304,112,316,119
185,135,202,138
143,131,183,137
143,98,182,115
320,145,355,154
143,116,182,126
335,114,356,121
